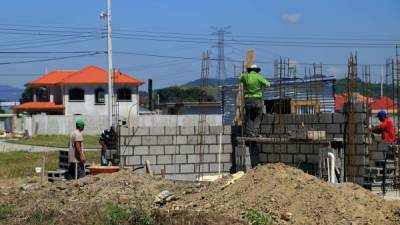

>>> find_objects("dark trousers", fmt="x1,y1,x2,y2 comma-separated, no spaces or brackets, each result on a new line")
65,162,86,180
244,98,264,137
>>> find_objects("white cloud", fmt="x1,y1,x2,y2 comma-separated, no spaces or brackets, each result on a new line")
326,67,344,76
282,13,302,23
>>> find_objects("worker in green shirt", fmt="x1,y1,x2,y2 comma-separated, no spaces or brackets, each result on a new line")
239,64,270,137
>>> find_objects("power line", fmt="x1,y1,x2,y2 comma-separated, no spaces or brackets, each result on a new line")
0,52,103,65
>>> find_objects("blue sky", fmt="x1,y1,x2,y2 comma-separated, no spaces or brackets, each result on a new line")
0,0,399,90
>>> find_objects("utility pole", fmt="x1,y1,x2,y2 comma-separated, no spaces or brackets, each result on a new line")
107,0,114,127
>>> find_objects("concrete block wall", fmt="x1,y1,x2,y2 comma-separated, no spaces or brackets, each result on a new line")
120,125,235,181
258,112,369,184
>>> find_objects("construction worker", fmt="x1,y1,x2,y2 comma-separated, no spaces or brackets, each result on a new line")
99,125,117,166
239,64,270,137
369,110,396,144
65,119,86,180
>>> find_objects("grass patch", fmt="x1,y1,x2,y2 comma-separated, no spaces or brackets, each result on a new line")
0,151,100,178
91,202,154,225
0,205,15,220
246,209,273,225
6,135,101,149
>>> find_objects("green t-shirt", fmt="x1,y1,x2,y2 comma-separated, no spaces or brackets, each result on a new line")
239,71,270,98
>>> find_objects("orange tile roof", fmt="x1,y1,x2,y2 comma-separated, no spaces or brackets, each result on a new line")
27,65,143,86
27,70,76,86
13,102,65,111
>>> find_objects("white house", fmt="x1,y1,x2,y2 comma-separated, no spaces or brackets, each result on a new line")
13,65,143,118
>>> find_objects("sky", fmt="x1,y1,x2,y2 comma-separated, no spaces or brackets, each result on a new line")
0,0,399,90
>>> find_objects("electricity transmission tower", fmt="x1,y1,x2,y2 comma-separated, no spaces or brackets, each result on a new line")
212,26,230,103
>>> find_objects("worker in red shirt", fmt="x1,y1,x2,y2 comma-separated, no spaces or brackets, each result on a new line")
369,110,396,144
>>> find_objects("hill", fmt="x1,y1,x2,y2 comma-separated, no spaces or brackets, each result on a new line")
0,85,23,102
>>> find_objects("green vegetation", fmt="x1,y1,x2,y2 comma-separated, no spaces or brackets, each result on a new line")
156,86,216,103
335,78,396,98
0,205,15,220
0,151,99,178
246,209,274,225
91,202,154,225
7,135,101,149
26,208,55,225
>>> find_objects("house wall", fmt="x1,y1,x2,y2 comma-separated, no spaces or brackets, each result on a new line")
63,84,139,118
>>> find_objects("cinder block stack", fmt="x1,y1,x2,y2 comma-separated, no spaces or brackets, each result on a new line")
120,125,235,181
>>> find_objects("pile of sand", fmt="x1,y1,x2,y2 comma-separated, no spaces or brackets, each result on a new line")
1,163,400,224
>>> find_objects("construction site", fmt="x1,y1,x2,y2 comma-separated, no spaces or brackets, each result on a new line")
1,1,400,225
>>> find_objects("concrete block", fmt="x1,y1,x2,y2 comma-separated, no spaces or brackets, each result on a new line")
157,155,172,164
205,135,217,144
165,127,178,135
149,146,164,155
203,154,217,163
120,146,133,156
141,155,156,165
223,126,232,135
220,135,231,144
356,124,367,134
333,113,345,123
165,164,180,174
356,144,367,155
209,163,221,172
261,114,275,125
280,154,293,163
150,127,164,135
180,164,195,173
126,156,141,165
188,154,199,163
287,144,299,154
158,136,173,145
219,153,231,163
261,125,272,134
209,126,223,135
180,126,195,135
271,125,286,134
133,127,149,136
352,156,368,166
312,124,327,131
223,144,233,153
209,145,221,153
369,151,385,161
124,136,141,146
142,136,157,145
165,145,178,154
327,124,341,134
152,165,165,174
267,153,280,163
195,126,210,135
180,145,195,154
259,153,268,162
172,155,187,164
133,146,149,155
261,144,274,153
173,136,187,145
300,144,314,154
274,144,286,153
120,127,130,136
223,163,232,172
195,164,209,173
293,154,306,163
306,154,319,163
187,136,199,145
319,113,333,123
166,173,197,181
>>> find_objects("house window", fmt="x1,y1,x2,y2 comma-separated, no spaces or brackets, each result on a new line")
69,88,85,101
117,88,131,101
95,88,105,104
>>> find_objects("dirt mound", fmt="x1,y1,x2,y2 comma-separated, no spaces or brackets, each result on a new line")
175,163,400,225
1,164,400,225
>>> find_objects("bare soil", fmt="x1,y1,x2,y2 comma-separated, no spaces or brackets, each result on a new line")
1,163,400,225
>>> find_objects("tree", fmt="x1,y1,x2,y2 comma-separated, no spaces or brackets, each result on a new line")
156,86,215,104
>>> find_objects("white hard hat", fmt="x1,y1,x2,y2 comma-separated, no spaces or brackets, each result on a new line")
250,64,259,68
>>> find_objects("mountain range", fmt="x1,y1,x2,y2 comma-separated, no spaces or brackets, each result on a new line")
0,85,23,102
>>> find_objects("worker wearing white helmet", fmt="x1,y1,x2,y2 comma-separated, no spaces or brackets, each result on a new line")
239,64,270,137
